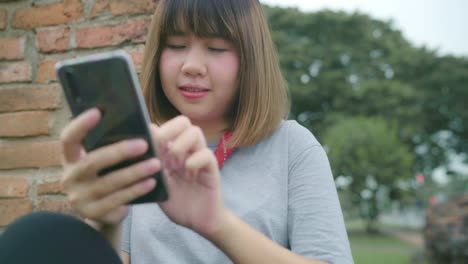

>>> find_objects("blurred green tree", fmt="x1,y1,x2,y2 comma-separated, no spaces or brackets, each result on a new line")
323,117,414,232
263,5,468,173
263,5,468,202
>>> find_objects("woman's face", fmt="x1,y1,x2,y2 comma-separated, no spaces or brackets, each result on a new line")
159,33,240,125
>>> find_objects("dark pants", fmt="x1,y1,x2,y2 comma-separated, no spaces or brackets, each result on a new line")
0,211,122,264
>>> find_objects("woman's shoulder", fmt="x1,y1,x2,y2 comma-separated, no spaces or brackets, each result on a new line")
273,120,321,148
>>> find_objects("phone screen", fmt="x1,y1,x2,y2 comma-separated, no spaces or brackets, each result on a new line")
66,59,150,151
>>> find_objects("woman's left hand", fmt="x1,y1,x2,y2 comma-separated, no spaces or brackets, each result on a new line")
150,116,226,237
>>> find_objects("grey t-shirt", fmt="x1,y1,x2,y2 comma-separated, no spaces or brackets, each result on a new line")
122,120,353,263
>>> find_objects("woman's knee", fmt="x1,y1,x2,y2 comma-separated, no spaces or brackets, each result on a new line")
0,211,122,264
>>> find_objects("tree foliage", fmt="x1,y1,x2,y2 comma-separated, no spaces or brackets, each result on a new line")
262,5,468,227
263,5,468,174
323,117,413,229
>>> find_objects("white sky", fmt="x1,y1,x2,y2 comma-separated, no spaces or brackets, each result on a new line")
261,0,468,58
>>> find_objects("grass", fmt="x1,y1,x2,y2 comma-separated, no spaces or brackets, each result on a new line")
349,231,419,264
346,220,423,264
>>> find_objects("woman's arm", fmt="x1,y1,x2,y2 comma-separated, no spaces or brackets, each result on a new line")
206,123,352,263
121,251,130,264
207,209,326,264
149,118,350,263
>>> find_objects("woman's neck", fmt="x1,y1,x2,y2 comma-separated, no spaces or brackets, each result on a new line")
192,119,229,143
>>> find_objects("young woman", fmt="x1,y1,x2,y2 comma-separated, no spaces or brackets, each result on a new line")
1,0,353,263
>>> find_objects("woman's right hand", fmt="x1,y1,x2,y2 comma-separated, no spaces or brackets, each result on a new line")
60,108,161,228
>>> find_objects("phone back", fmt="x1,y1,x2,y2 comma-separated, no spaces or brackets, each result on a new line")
56,51,168,203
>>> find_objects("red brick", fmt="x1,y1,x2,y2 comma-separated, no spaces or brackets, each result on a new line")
37,180,64,195
0,111,49,137
76,18,150,49
111,0,157,15
0,37,25,60
0,62,32,83
37,27,70,53
0,9,6,30
0,85,61,113
13,0,83,29
0,177,29,198
92,0,157,17
36,59,58,84
0,199,33,226
36,198,74,215
0,141,62,170
127,46,144,72
90,0,110,17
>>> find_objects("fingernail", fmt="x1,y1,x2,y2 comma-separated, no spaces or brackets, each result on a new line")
128,139,147,153
145,159,160,173
85,108,100,123
86,107,100,116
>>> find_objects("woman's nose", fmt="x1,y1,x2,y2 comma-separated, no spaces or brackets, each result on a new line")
181,47,207,77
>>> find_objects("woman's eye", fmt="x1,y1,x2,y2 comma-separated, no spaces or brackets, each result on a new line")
167,44,185,49
208,47,227,52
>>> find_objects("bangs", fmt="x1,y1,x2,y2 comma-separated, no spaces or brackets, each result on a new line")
160,0,238,41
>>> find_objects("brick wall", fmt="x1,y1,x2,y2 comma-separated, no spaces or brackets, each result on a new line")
0,0,157,231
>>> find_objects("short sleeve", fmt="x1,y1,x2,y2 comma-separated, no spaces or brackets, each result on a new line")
121,207,132,253
287,122,353,263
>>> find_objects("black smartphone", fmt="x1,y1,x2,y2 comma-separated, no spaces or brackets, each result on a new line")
55,50,168,204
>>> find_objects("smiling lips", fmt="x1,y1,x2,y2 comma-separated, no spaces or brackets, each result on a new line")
179,84,210,99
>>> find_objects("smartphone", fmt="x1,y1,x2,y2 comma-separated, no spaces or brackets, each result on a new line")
55,50,168,204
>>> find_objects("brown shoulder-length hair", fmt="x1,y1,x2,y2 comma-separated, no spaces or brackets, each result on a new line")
141,0,290,148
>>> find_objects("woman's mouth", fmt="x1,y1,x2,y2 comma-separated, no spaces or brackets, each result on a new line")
179,85,210,100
